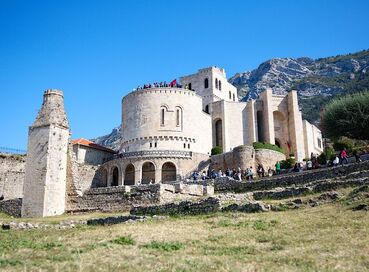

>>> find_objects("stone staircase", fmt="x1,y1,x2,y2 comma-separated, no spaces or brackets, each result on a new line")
214,160,369,195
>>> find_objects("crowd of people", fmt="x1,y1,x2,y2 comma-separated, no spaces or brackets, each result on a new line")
134,79,198,91
191,148,366,182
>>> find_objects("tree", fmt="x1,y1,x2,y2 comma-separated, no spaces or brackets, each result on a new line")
322,92,369,140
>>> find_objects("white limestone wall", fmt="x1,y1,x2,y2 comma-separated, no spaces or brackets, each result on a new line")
303,120,324,157
180,67,238,112
121,88,212,155
222,101,247,152
22,125,69,217
73,145,114,165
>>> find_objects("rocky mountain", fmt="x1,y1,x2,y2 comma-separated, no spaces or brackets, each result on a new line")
92,49,369,150
230,49,369,126
92,126,121,151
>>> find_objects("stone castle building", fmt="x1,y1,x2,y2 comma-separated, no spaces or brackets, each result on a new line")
100,66,323,186
16,66,323,217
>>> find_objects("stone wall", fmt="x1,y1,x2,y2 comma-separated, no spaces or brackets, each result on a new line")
0,198,22,217
214,160,369,193
66,183,213,213
130,197,220,216
0,154,25,200
210,145,285,172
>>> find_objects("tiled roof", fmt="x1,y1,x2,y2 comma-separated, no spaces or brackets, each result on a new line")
72,138,117,154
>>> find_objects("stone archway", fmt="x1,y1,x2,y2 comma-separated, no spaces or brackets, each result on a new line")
142,162,155,184
111,166,119,186
161,162,177,182
273,111,288,152
124,164,135,185
257,111,264,142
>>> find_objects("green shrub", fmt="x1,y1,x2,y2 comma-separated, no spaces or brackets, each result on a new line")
211,146,223,155
317,153,327,165
280,158,295,169
252,142,284,154
333,137,354,153
324,146,336,161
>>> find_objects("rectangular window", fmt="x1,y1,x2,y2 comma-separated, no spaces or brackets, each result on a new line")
183,143,186,148
150,142,152,148
188,143,190,149
318,138,322,148
155,142,157,148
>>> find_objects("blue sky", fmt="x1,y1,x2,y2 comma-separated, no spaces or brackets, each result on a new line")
0,0,368,150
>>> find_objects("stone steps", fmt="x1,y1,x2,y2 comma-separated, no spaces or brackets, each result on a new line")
214,161,369,193
252,176,369,200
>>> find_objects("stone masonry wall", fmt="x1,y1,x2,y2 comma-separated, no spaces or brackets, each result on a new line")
215,160,369,193
0,154,25,200
210,146,285,172
67,184,177,213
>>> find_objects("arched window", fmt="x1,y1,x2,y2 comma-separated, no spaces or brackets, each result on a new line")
219,80,222,91
204,78,209,89
229,91,231,99
215,78,218,89
160,107,165,126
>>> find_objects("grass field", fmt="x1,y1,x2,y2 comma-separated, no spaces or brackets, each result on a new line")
0,196,369,271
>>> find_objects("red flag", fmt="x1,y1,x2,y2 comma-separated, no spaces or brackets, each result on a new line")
169,79,177,87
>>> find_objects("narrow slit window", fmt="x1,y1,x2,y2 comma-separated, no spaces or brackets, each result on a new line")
161,108,165,126
176,109,180,126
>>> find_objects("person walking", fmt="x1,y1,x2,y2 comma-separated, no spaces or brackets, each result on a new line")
275,161,281,175
340,148,348,165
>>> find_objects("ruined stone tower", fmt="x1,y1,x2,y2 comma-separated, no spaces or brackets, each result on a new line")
21,89,70,217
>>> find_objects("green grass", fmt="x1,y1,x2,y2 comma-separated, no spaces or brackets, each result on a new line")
0,196,368,271
110,235,136,246
143,241,184,251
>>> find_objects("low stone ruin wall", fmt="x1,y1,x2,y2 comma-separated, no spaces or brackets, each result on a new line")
0,198,22,217
130,197,220,216
67,184,164,213
214,160,369,193
66,183,214,213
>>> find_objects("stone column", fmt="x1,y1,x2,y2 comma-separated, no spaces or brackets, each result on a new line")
21,89,70,218
246,100,257,145
287,90,305,161
260,88,275,144
134,162,141,185
155,167,161,183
